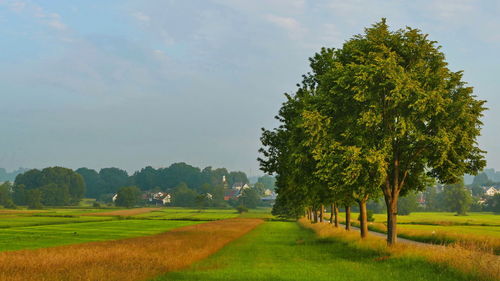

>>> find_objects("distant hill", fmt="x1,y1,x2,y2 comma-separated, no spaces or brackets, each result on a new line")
0,168,29,182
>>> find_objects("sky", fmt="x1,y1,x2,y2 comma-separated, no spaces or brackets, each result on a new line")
0,0,499,176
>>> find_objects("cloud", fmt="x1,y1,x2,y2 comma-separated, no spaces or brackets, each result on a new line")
265,14,306,38
132,11,150,23
2,0,68,31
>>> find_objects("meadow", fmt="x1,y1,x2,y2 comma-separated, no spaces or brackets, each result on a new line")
339,211,500,254
0,207,497,280
0,207,266,252
157,221,474,281
0,218,263,281
133,208,240,220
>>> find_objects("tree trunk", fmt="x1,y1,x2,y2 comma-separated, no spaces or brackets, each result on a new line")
334,203,339,228
345,205,351,231
307,208,311,221
385,197,398,245
313,208,318,223
358,199,368,238
329,203,334,224
319,204,324,223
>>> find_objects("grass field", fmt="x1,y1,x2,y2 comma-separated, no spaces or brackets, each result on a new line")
157,221,472,281
330,211,500,253
134,208,240,220
0,219,204,252
0,215,114,228
370,212,500,226
0,207,497,280
0,207,274,252
0,218,263,281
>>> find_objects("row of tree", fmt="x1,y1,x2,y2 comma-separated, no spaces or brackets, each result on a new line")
259,20,486,245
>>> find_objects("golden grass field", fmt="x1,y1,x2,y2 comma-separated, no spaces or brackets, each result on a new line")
364,221,500,254
82,207,161,216
0,218,263,281
300,219,500,281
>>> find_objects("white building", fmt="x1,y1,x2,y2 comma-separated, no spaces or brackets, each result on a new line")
485,187,499,196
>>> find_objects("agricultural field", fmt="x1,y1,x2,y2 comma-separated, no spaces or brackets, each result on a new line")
335,212,500,253
0,207,497,280
157,221,472,281
371,212,500,226
0,207,271,252
0,219,202,252
133,208,240,220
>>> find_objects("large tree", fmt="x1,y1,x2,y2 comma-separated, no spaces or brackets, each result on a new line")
304,20,485,244
99,168,130,194
443,182,472,215
14,167,85,205
76,167,105,198
115,186,141,208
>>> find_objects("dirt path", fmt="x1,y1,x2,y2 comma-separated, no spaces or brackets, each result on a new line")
340,223,427,246
321,220,428,246
0,218,263,281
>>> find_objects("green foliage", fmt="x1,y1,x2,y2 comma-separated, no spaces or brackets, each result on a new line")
256,175,276,191
76,167,105,198
171,183,198,207
443,182,472,215
485,193,500,213
26,189,43,209
99,167,130,194
0,182,16,209
398,192,418,215
14,167,85,206
237,188,260,209
115,186,141,208
358,210,375,222
260,19,486,243
235,205,248,214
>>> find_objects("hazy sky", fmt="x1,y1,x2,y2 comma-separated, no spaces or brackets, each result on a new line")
1,0,499,175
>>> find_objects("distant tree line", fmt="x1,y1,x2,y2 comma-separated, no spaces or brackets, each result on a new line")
76,163,249,202
0,162,273,210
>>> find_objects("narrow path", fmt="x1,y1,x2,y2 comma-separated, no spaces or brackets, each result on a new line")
321,220,428,246
340,223,427,246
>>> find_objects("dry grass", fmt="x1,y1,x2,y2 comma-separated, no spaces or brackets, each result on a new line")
300,219,500,281
83,207,161,216
0,218,263,281
0,209,45,215
362,221,500,254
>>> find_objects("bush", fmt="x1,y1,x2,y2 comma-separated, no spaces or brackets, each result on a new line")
92,202,101,208
3,199,16,209
236,205,248,214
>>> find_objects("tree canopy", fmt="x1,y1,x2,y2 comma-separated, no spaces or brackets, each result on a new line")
259,19,486,244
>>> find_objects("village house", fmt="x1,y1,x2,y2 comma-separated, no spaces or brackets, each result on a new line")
485,187,500,196
148,191,171,205
232,182,250,191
